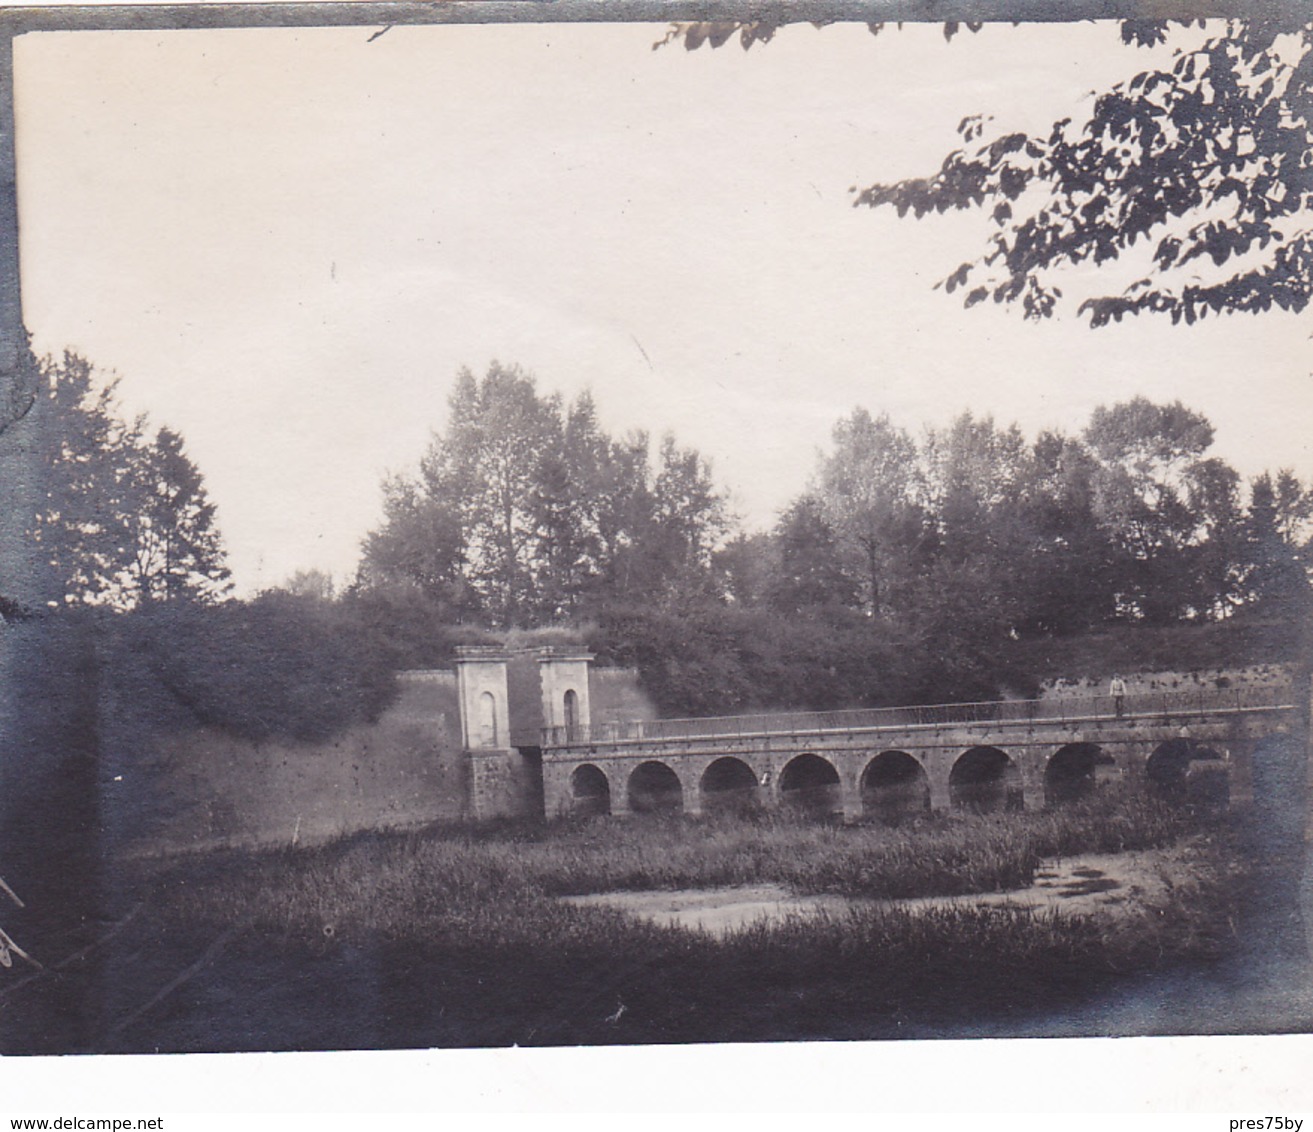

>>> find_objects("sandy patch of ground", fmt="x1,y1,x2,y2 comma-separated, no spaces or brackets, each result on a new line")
560,844,1196,937
562,885,857,936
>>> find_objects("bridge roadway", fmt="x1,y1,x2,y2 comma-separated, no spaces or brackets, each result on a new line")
538,687,1300,820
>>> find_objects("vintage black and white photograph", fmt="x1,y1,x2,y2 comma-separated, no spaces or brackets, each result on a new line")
1,0,1312,1074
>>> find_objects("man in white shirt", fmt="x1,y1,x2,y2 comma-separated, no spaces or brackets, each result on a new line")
1110,674,1127,717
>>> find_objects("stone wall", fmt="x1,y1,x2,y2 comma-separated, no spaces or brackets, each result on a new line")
469,748,543,820
1042,663,1293,700
589,668,657,729
114,670,467,855
97,657,663,850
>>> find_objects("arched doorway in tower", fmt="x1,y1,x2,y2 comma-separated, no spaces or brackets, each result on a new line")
477,691,498,747
569,764,611,818
699,756,760,814
563,689,579,740
949,746,1021,814
1044,743,1109,807
859,751,929,823
779,753,842,818
627,761,684,815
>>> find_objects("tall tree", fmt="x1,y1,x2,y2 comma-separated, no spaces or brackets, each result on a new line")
916,413,1039,640
452,363,562,625
1016,430,1118,634
645,434,731,601
358,365,731,626
27,352,228,609
1272,468,1313,546
766,493,860,614
1083,397,1219,621
120,426,231,605
371,362,563,627
530,391,624,618
30,351,138,604
923,412,1031,560
1244,469,1312,612
357,472,474,617
815,408,929,616
587,429,658,601
1181,456,1248,618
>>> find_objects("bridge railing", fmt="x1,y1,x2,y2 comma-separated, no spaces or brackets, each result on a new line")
540,683,1293,748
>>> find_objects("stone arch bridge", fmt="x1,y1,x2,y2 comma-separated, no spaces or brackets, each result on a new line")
537,687,1299,822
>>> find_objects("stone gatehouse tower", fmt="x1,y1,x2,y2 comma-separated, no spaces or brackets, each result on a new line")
454,645,596,819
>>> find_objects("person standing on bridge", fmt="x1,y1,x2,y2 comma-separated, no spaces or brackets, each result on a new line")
1109,674,1127,718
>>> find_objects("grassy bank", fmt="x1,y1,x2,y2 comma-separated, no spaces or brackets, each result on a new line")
106,792,1244,1049
0,790,1256,1053
159,789,1187,940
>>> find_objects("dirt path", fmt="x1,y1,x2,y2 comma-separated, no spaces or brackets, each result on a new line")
561,843,1199,937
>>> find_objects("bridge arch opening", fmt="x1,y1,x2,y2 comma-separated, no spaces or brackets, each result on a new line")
779,754,842,817
627,760,684,815
860,751,929,823
1045,743,1109,807
950,746,1021,814
700,757,760,814
569,763,611,818
1147,740,1227,807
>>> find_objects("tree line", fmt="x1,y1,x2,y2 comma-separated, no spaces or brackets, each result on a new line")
357,361,728,627
356,362,1310,712
735,398,1311,632
11,350,1311,726
21,350,230,611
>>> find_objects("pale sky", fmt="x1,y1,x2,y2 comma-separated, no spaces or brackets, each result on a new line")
13,19,1313,593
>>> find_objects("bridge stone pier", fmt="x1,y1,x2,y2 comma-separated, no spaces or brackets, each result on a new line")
539,688,1298,822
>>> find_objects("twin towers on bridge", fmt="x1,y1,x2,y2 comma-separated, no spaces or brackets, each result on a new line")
452,646,1301,823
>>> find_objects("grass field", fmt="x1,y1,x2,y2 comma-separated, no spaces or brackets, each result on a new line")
75,789,1257,1050
7,788,1287,1053
163,787,1189,934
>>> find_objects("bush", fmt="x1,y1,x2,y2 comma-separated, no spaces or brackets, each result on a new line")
104,593,398,742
